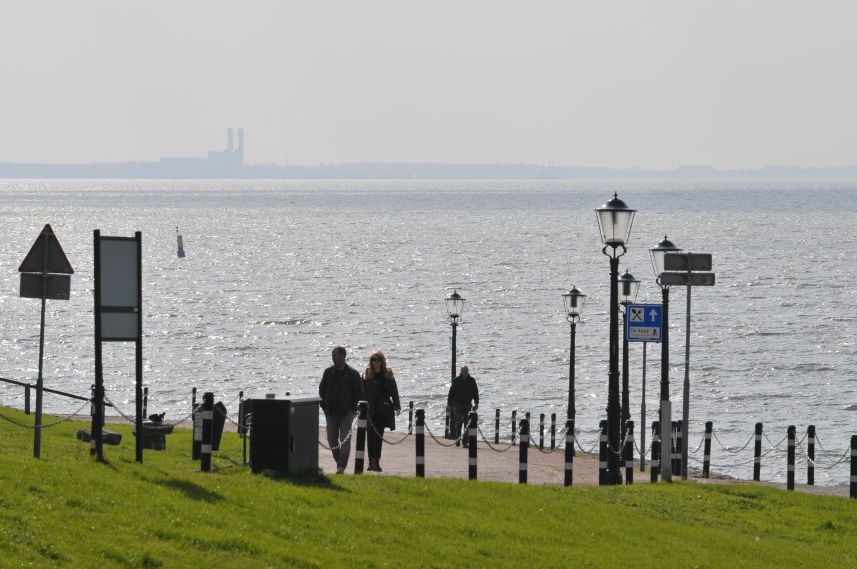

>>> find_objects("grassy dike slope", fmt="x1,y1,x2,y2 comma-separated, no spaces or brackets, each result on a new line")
1,406,855,568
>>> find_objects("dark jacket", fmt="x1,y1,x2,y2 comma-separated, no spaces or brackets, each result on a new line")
319,365,364,416
447,375,479,410
363,370,401,430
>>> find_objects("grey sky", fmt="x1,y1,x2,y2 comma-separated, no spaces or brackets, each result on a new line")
1,1,855,169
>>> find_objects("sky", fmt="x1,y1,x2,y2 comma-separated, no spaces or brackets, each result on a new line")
1,1,856,169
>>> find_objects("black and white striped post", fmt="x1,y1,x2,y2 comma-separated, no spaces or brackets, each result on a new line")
468,411,478,480
415,409,425,478
807,425,815,485
192,398,201,461
200,392,213,472
444,408,451,439
564,419,574,487
625,421,634,485
354,401,368,474
191,386,197,413
787,425,795,491
703,421,712,478
599,420,608,486
511,410,517,445
89,384,96,456
408,401,413,434
494,409,500,444
650,421,660,483
238,390,247,465
850,435,856,499
142,387,148,419
539,413,545,451
674,420,683,477
24,385,31,415
753,422,763,482
550,413,556,450
518,418,529,484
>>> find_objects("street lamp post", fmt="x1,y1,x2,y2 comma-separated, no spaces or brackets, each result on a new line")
650,235,682,482
445,290,465,383
618,269,640,434
562,286,586,423
595,193,636,485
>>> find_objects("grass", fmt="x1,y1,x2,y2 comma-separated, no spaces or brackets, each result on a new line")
1,406,855,568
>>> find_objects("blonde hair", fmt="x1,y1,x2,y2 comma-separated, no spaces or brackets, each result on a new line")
363,350,394,380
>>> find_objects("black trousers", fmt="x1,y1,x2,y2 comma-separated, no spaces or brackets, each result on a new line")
368,412,386,458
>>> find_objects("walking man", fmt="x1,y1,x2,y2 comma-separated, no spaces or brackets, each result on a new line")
319,346,364,473
446,365,479,447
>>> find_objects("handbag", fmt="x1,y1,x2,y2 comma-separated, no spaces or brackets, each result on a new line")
378,398,395,430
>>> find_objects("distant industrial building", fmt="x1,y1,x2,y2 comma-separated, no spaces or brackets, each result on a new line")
158,128,245,177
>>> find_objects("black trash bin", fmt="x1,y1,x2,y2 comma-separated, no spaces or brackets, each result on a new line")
249,396,320,474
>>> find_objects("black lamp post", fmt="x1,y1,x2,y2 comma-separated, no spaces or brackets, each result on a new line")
595,193,636,485
650,235,682,481
445,290,465,383
618,269,640,432
562,286,586,423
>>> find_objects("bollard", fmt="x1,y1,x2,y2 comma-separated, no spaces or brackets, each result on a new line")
494,409,500,444
191,387,197,413
192,400,201,460
142,387,148,419
807,425,815,486
89,385,97,456
238,390,246,466
24,385,31,415
200,392,213,472
599,420,608,486
625,421,635,485
518,418,529,484
753,422,763,482
445,407,451,439
415,409,425,478
650,421,660,483
787,425,795,491
550,413,556,450
511,410,517,445
703,421,712,479
850,435,856,499
354,401,368,474
408,401,414,434
468,411,478,480
539,413,545,451
564,419,574,487
674,420,683,477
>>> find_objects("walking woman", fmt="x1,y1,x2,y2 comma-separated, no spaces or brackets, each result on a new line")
362,350,401,472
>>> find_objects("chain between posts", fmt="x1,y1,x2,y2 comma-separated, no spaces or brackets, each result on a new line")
366,415,411,445
318,416,359,451
576,434,600,454
712,430,755,454
423,422,462,447
0,399,91,429
476,424,517,452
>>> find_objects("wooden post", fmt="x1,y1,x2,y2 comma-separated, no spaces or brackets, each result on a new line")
354,401,368,474
200,392,213,472
625,421,634,485
468,411,478,480
564,419,574,487
415,409,425,478
518,418,529,484
494,409,500,444
599,420,608,486
807,425,815,486
787,425,795,491
650,421,660,483
550,413,556,450
703,421,712,479
753,422,763,482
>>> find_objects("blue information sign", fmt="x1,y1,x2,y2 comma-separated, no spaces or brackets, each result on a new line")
626,303,662,343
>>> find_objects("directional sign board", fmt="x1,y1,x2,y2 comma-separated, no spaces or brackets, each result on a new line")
658,272,716,287
664,252,712,272
626,303,662,343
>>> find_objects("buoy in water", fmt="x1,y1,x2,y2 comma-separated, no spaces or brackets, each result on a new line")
176,227,186,258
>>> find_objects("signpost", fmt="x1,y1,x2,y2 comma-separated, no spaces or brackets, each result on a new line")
93,230,143,463
18,224,74,459
661,252,715,480
626,303,663,343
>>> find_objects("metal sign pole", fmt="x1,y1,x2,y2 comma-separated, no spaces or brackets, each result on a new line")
93,230,105,462
682,263,692,480
33,236,48,458
640,341,646,472
135,232,144,463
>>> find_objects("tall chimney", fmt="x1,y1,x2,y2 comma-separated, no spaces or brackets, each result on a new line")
227,128,234,152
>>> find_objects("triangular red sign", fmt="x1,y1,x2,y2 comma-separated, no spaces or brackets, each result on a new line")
18,224,74,274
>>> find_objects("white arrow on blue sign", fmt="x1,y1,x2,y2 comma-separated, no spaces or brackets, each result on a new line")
626,303,663,343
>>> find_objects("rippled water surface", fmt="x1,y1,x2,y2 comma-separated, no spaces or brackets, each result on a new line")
2,179,856,484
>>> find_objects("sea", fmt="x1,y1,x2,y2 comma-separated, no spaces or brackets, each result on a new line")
1,179,856,485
